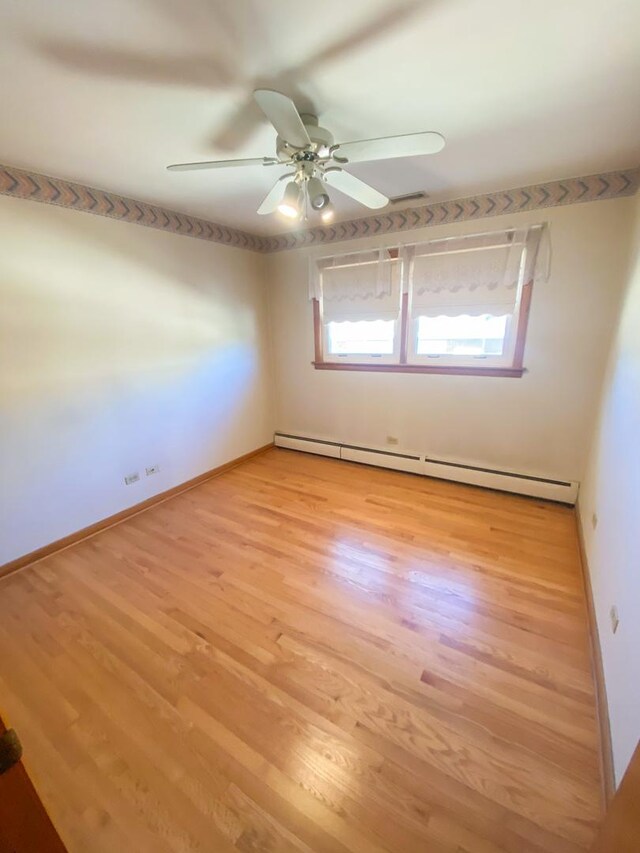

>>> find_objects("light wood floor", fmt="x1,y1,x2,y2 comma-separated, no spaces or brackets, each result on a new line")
0,448,602,852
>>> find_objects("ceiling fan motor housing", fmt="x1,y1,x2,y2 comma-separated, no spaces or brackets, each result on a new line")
276,114,334,160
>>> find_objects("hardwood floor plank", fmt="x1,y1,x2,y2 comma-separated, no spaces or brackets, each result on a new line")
0,449,601,851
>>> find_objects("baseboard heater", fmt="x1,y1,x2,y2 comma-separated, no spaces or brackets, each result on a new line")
274,432,578,504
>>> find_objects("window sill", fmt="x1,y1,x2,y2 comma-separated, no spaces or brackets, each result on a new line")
312,361,525,378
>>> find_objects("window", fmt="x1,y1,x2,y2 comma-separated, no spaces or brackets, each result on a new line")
415,314,509,356
310,225,548,377
327,320,396,356
314,249,402,364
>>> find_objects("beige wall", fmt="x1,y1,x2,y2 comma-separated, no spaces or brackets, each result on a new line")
267,197,634,483
0,197,275,564
579,190,640,784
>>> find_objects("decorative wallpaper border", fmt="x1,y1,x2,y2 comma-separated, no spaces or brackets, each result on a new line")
1,162,637,254
0,163,268,253
261,167,640,252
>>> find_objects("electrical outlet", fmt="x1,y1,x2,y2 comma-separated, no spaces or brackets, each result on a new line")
591,512,598,530
124,472,140,485
610,605,619,634
386,436,399,446
145,465,160,476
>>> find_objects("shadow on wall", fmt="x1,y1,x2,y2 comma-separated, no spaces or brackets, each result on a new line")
0,197,271,564
1,201,261,397
579,194,640,784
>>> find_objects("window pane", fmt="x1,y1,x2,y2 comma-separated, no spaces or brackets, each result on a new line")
416,314,508,356
328,320,395,355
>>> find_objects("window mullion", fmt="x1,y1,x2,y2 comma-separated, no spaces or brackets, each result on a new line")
399,292,409,364
513,280,533,369
312,298,324,364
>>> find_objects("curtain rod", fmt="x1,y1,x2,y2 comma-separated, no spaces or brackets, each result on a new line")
325,244,518,270
399,222,545,248
312,223,545,267
411,242,521,260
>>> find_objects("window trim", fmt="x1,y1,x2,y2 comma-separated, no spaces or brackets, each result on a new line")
312,279,533,378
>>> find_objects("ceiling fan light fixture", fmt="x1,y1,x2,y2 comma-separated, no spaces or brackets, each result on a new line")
278,203,299,219
321,203,335,223
277,181,302,219
307,176,331,211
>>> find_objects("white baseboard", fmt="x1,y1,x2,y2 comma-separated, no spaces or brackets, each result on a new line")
341,445,423,475
274,433,341,459
274,432,578,504
422,458,578,503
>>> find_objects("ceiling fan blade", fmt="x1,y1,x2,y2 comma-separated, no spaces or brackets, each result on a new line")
323,168,389,209
257,173,295,215
253,89,311,149
167,157,279,172
39,42,240,90
298,0,428,73
209,96,263,152
333,131,445,164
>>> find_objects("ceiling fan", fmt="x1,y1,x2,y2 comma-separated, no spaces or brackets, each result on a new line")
167,89,445,223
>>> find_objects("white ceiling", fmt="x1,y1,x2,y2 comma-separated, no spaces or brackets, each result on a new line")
1,0,639,235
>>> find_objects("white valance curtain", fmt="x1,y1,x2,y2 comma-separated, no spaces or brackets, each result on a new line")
403,225,549,318
308,224,549,322
309,249,401,323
